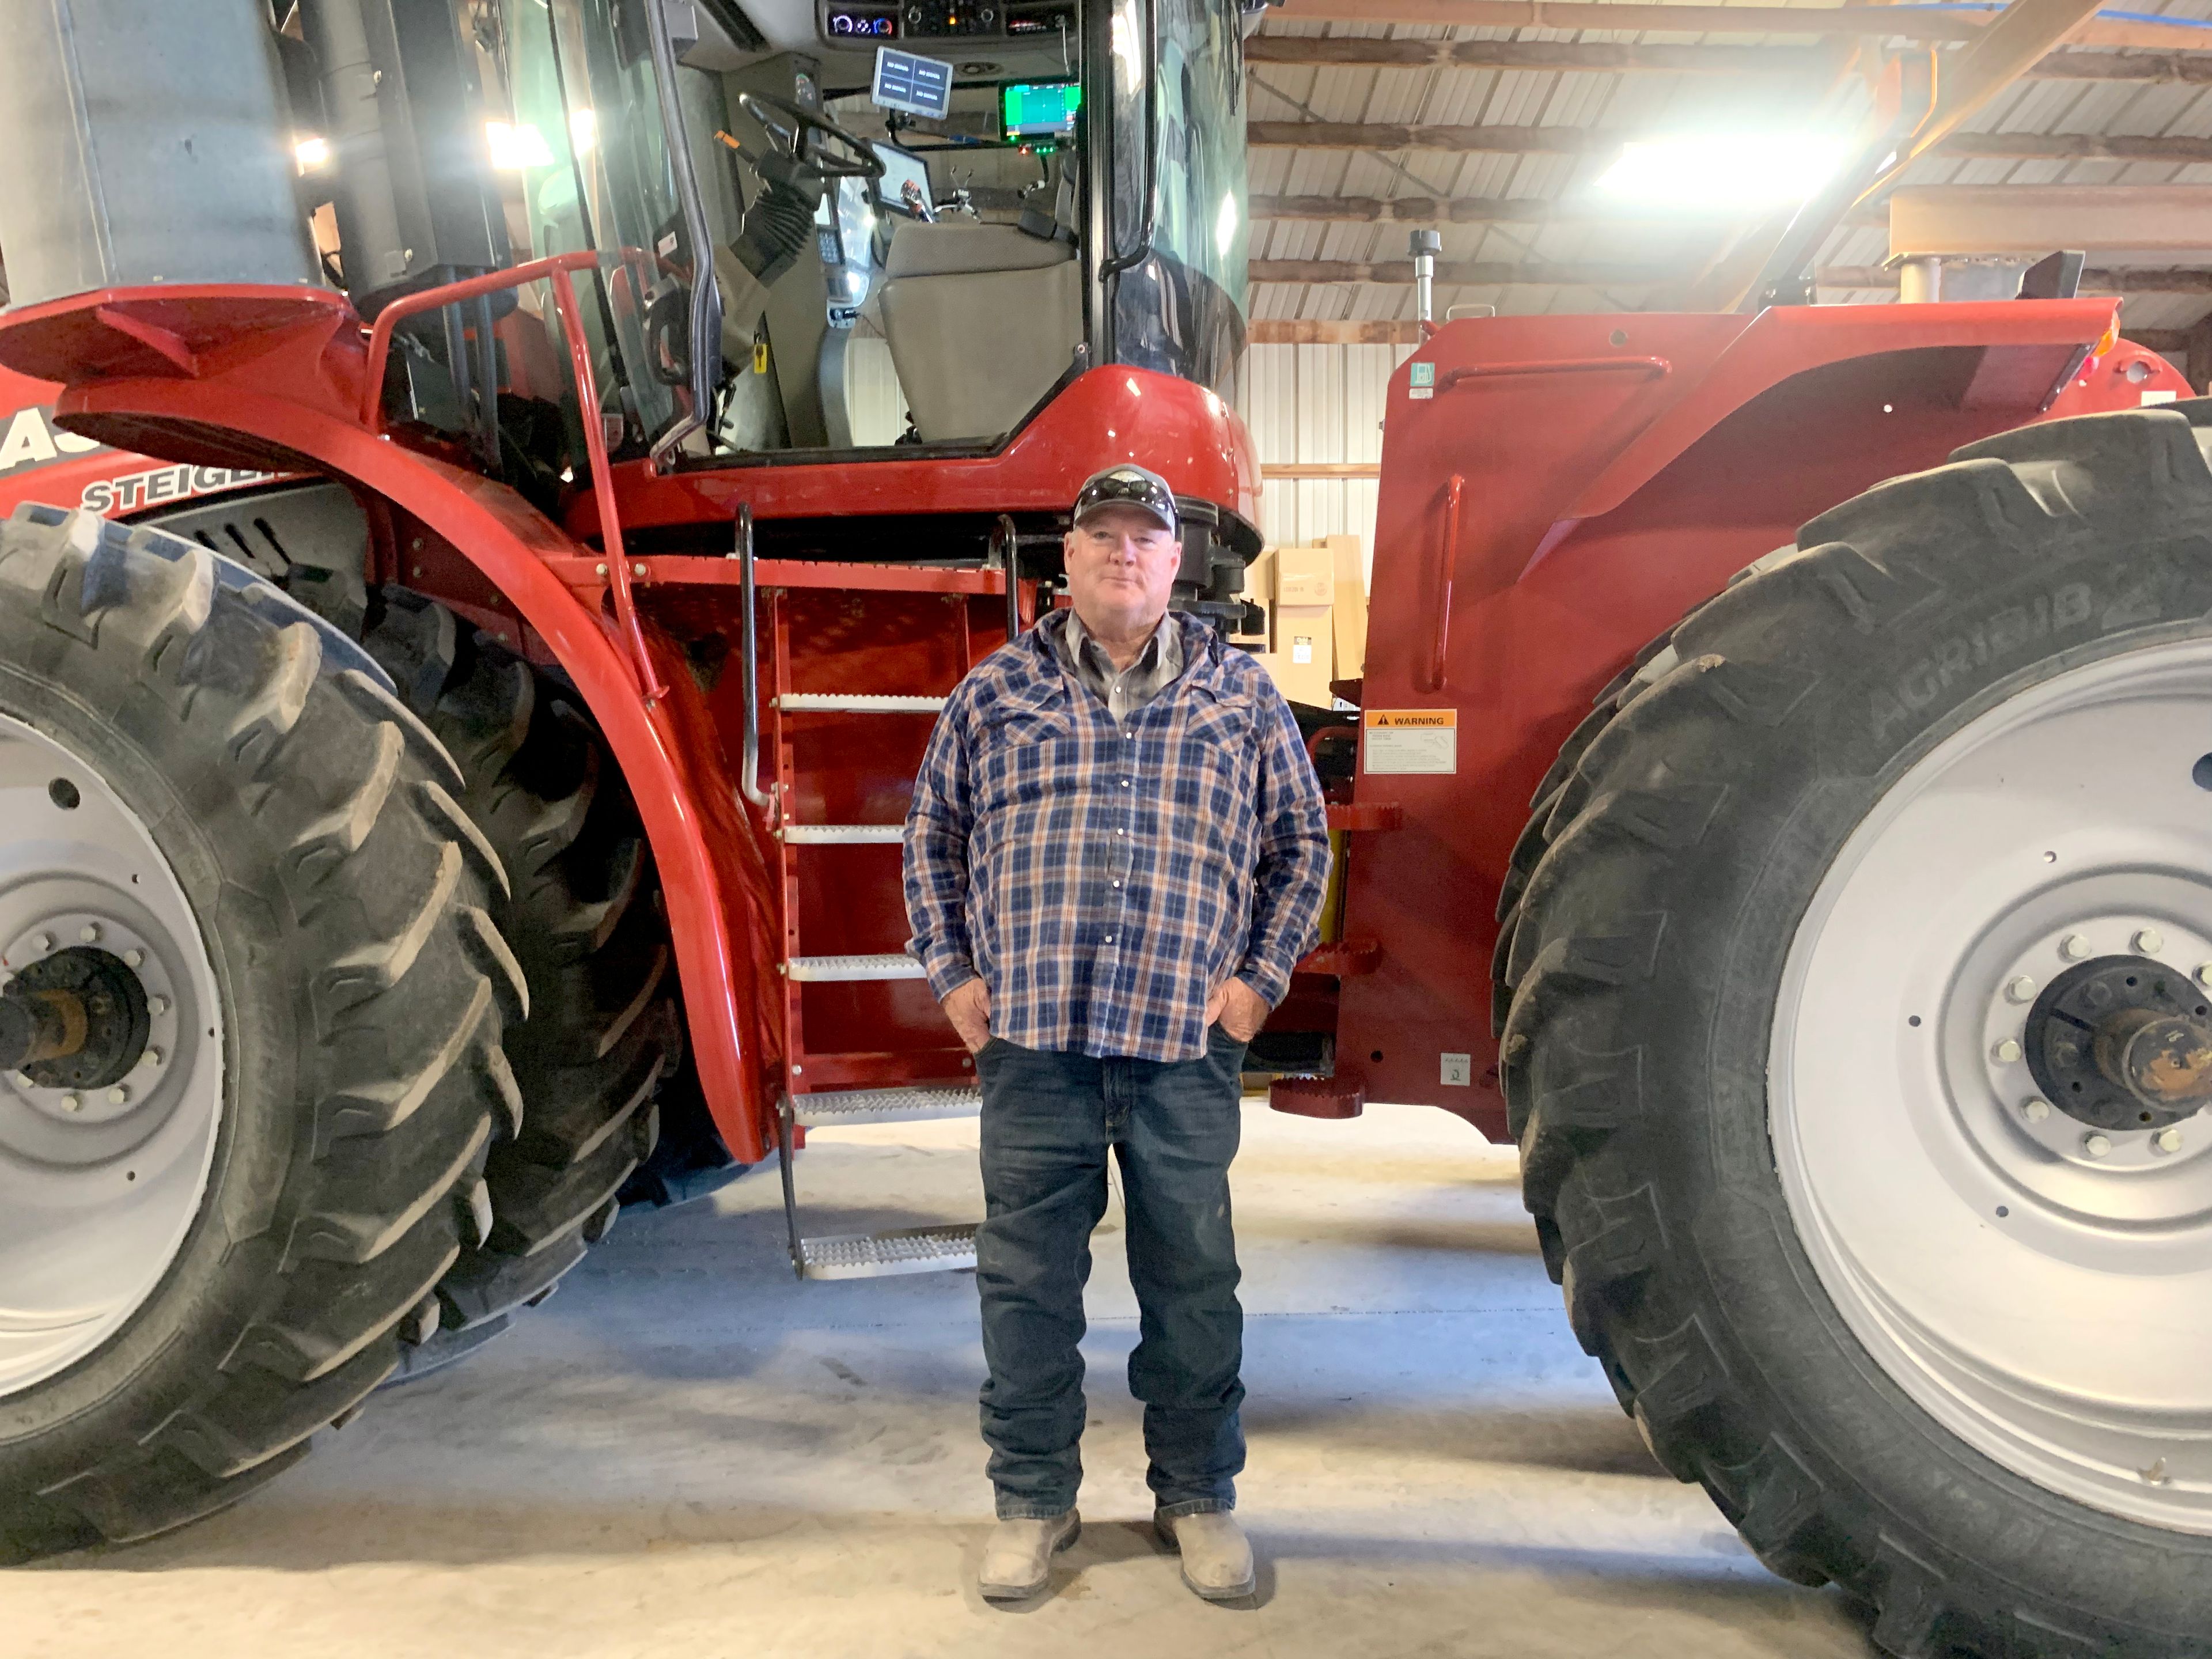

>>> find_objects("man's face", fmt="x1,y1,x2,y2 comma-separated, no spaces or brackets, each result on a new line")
1063,504,1182,635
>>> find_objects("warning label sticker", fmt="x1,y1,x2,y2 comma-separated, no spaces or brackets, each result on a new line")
1363,709,1457,774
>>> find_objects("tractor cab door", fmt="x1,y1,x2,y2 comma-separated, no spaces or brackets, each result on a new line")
491,0,1248,465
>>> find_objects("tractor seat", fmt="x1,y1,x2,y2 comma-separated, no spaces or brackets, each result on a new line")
875,222,1082,443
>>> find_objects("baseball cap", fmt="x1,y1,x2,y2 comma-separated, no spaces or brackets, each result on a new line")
1071,464,1179,535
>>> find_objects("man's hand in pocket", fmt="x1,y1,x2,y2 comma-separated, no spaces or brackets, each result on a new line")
942,979,993,1055
1205,978,1271,1043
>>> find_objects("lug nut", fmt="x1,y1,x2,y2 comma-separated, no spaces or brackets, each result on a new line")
140,1048,161,1069
2198,964,2212,987
147,996,168,1017
2024,1098,2052,1123
58,1094,80,1114
8,1071,29,1088
1994,1037,2024,1063
29,934,52,955
2084,1132,2113,1158
2155,1127,2185,1155
107,1086,128,1106
2005,975,2037,1003
2062,934,2094,960
2136,927,2165,954
78,923,99,944
123,949,142,968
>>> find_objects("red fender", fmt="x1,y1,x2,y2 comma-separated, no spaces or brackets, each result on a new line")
0,285,780,1162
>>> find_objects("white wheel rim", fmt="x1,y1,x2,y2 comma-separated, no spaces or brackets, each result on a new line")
0,710,224,1398
1773,637,2212,1534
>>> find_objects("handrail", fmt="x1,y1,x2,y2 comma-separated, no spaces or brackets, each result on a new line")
358,250,666,703
1437,355,1672,391
1416,473,1463,694
736,503,775,812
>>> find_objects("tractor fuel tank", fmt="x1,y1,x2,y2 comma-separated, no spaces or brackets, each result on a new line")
0,0,321,310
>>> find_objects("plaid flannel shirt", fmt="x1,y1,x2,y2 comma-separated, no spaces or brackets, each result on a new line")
903,608,1330,1063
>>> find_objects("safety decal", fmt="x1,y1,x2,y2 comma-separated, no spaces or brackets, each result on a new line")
1407,362,1435,402
1363,707,1456,775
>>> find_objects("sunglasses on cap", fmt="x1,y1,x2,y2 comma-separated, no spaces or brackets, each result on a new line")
1071,467,1179,536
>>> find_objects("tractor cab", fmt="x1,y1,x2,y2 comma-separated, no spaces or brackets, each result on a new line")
357,0,1252,483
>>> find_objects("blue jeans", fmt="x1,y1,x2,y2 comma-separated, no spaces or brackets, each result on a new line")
972,1027,1248,1521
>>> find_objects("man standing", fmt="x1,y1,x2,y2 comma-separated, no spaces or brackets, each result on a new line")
903,464,1330,1604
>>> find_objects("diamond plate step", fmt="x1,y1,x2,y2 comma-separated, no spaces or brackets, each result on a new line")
797,1223,980,1281
779,823,904,844
785,953,926,982
775,693,946,713
791,1084,982,1128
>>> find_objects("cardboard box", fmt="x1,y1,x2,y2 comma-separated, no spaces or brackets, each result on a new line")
1326,533,1365,589
1332,579,1368,679
1233,546,1276,645
1267,603,1336,705
1275,544,1335,607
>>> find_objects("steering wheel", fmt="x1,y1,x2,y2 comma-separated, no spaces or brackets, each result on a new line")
736,91,885,182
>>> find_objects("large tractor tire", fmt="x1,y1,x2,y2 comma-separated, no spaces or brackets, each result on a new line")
354,589,680,1376
1495,406,2212,1657
0,506,524,1558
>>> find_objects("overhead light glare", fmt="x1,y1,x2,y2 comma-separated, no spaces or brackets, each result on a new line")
486,119,555,171
1596,134,1851,210
570,108,598,155
294,134,331,173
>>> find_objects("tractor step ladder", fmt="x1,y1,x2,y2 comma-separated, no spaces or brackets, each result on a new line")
762,581,1010,1281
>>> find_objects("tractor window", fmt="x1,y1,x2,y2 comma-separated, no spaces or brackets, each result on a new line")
1108,0,1247,399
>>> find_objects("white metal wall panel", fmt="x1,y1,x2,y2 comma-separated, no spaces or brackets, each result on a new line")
1236,340,1410,564
844,336,910,448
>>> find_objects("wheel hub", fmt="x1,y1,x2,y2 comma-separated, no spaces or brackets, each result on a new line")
3,945,151,1092
0,708,222,1400
2025,956,2212,1131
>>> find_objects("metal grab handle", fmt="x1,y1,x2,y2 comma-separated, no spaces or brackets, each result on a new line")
1437,356,1672,392
737,503,774,812
1416,473,1463,695
1100,0,1160,279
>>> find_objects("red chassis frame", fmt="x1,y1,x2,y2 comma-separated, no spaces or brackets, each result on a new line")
0,281,2191,1156
1314,298,2193,1137
0,276,1259,1164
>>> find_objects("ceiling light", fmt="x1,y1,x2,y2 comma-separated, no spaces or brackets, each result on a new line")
486,120,555,171
1596,134,1851,210
294,134,331,173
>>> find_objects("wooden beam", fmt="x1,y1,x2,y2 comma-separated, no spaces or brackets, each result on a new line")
1253,257,1676,284
1819,264,2212,293
1889,185,2212,256
1251,260,2212,294
1248,37,2212,82
1270,1,2212,52
1247,121,1602,153
1251,191,1879,225
1248,319,1426,343
1262,462,1387,478
1244,35,1832,73
1246,120,2212,165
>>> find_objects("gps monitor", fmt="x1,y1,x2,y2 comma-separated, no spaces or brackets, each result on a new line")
1001,81,1080,141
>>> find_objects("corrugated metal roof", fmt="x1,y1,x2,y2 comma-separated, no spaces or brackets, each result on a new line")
1245,0,2212,331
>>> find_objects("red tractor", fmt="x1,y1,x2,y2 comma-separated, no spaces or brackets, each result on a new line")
0,0,2206,1653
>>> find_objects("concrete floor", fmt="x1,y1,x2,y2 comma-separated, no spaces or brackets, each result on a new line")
10,1103,1872,1659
